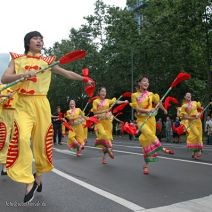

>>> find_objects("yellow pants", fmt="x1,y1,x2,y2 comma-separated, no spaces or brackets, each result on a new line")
94,119,113,148
68,124,86,147
137,116,157,148
6,96,54,184
0,109,15,164
95,119,113,141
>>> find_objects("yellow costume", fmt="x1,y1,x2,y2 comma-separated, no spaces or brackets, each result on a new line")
6,52,55,184
0,87,18,165
130,91,162,162
179,101,203,152
65,108,87,150
91,98,116,149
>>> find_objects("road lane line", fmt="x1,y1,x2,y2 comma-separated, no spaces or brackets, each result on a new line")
53,148,77,156
52,168,145,212
84,146,212,166
113,143,212,151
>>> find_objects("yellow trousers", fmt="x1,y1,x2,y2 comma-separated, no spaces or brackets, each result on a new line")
0,109,15,164
68,124,86,147
6,96,54,184
137,116,157,148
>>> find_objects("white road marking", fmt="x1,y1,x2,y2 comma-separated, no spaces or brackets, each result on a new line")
53,148,77,156
52,168,145,212
113,143,212,151
85,146,212,166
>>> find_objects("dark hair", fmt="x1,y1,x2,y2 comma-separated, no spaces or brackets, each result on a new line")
98,86,106,93
24,31,43,54
136,75,149,87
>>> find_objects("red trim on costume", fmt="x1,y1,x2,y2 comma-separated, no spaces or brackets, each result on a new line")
95,139,112,148
45,125,53,164
68,141,80,149
6,121,19,168
0,122,7,151
9,52,25,59
40,56,56,65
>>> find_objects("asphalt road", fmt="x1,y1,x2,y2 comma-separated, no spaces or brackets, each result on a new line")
0,134,212,212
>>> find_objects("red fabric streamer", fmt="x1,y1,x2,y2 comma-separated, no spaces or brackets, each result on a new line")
59,50,86,64
82,67,96,97
170,72,191,88
112,102,128,114
84,116,98,128
122,91,132,98
82,68,89,77
175,124,185,135
163,96,179,110
121,122,137,136
85,81,96,97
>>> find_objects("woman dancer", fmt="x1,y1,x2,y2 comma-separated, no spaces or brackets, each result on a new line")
130,76,174,175
91,86,128,164
179,92,203,159
66,100,87,157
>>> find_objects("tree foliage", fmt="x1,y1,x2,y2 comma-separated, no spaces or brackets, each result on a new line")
47,0,212,117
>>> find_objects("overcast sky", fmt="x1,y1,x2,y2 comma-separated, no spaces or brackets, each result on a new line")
0,0,126,54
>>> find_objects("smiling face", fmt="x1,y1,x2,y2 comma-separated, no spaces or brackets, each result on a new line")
98,87,107,99
138,77,149,91
184,92,192,101
69,100,76,109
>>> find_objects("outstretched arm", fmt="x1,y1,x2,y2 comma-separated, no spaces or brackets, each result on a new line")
52,65,90,82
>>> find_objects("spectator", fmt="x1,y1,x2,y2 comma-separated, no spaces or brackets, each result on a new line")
165,116,173,142
205,115,212,145
156,118,163,140
172,117,181,143
52,106,63,145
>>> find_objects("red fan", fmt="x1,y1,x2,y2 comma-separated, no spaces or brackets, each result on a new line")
82,67,89,77
170,72,191,88
85,81,96,97
175,124,185,135
112,102,128,114
59,50,86,64
121,122,137,136
163,96,179,110
84,116,98,128
122,91,132,98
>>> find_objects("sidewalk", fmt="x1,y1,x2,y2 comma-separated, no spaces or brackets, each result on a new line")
143,195,212,212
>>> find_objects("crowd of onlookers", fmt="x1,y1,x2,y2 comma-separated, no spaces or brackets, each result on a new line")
114,115,212,145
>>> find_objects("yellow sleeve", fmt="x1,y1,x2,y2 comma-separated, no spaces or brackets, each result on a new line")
130,93,138,109
152,93,160,104
79,108,85,116
179,105,187,117
91,99,98,113
196,101,201,108
65,111,70,119
109,97,116,106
